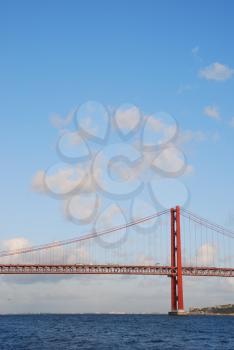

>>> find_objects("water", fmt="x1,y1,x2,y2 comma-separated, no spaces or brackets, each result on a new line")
0,314,234,349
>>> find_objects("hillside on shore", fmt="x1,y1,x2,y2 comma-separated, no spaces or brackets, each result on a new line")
189,304,234,315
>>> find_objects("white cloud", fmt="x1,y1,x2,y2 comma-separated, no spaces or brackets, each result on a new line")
0,237,30,252
110,144,193,182
32,112,213,232
65,131,84,145
31,170,47,193
115,106,141,132
177,130,206,144
50,109,75,129
177,130,220,144
144,115,176,144
79,116,99,137
0,235,92,267
42,167,85,195
199,62,234,81
32,163,102,196
95,203,125,230
0,237,32,265
64,193,101,223
203,105,220,120
196,244,217,266
33,119,205,201
0,272,233,313
152,146,186,175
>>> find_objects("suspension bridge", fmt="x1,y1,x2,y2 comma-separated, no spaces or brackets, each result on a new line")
0,206,234,315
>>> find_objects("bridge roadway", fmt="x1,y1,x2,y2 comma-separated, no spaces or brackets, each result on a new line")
0,264,234,277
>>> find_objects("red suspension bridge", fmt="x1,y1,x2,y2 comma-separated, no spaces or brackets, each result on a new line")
0,206,234,315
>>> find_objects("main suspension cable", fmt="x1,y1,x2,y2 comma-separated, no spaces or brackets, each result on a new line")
181,208,234,238
0,209,170,258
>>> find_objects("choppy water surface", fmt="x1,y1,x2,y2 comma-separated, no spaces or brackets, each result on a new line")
0,314,234,349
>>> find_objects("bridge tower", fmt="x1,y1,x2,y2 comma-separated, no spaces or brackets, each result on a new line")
169,206,185,315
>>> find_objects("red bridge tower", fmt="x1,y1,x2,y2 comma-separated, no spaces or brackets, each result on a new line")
169,206,185,315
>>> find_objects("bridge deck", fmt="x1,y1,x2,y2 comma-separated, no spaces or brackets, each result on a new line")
0,264,233,277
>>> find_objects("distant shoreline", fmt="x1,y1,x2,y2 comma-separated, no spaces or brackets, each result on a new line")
0,313,163,316
189,304,234,316
0,312,233,316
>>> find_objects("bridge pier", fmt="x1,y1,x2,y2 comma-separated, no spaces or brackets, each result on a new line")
169,206,185,316
168,310,187,316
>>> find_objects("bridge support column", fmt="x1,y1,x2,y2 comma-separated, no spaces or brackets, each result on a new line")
168,206,185,315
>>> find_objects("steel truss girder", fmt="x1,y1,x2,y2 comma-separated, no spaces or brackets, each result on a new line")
0,264,233,277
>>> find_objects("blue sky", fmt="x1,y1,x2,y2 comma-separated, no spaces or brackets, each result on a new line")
0,0,234,312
